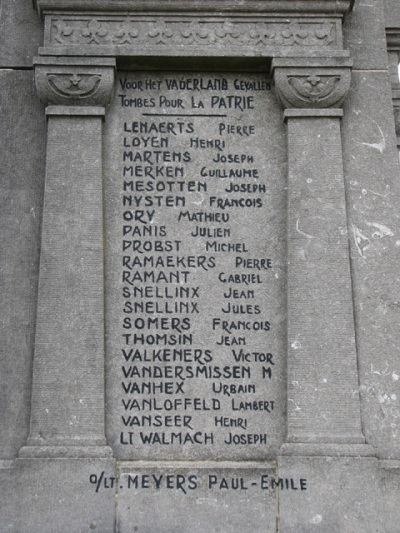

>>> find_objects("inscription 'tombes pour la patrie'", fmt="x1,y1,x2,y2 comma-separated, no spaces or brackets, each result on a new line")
104,73,287,460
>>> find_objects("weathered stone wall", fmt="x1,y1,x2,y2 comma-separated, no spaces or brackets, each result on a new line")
0,0,43,66
385,0,400,27
1,0,400,531
343,0,400,460
0,0,46,460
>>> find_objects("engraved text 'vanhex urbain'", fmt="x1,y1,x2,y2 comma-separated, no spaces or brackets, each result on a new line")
106,72,286,460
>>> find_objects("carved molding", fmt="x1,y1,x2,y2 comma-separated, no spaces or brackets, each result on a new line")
46,17,340,49
386,29,400,144
386,28,400,51
273,64,351,109
393,99,400,142
394,107,400,139
34,58,115,107
34,0,354,18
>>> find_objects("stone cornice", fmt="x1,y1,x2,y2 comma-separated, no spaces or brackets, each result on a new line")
35,1,354,61
34,0,354,18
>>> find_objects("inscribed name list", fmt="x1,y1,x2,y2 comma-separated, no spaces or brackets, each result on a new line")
104,72,287,460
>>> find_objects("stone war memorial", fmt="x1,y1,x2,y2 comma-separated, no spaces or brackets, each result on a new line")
2,0,400,531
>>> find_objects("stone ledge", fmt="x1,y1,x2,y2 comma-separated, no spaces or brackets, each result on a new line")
18,446,114,458
280,443,376,458
118,460,277,469
34,0,354,18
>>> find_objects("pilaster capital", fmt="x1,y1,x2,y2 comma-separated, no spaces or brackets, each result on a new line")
34,56,116,108
386,28,400,52
272,57,352,110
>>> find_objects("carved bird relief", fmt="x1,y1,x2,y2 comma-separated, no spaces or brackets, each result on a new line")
288,75,340,103
47,73,101,99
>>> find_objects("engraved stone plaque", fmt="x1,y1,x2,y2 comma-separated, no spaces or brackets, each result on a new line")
104,72,287,460
3,1,400,531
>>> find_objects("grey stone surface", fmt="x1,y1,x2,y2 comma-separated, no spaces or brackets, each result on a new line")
22,105,112,457
343,0,389,70
0,0,43,67
377,461,400,532
17,57,116,460
0,458,117,532
117,462,277,533
2,0,400,531
103,71,287,461
272,58,370,454
284,112,366,445
385,0,400,27
278,456,390,533
342,71,400,460
0,70,46,460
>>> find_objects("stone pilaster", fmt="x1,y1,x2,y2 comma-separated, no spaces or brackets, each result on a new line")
273,58,373,457
19,57,115,458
